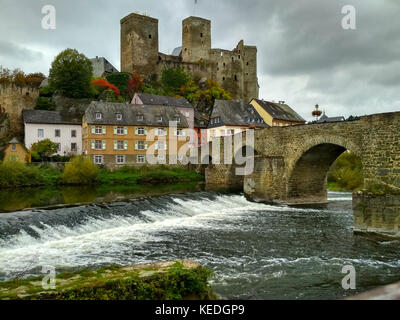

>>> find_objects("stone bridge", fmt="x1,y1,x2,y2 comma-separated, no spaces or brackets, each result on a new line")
204,111,400,239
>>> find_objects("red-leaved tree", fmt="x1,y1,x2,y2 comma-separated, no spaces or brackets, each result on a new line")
127,70,143,99
90,79,120,97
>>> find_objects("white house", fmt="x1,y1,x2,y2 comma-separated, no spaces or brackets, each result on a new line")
23,110,82,156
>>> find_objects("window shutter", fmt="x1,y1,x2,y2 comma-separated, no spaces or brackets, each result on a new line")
174,129,177,136
134,141,138,150
145,142,148,150
144,128,148,135
91,140,95,150
124,141,128,150
155,141,158,150
102,140,106,150
182,130,186,136
164,128,167,136
102,126,106,134
114,141,117,150
91,126,95,134
124,127,128,135
155,129,158,137
135,128,138,135
113,127,117,135
165,142,168,150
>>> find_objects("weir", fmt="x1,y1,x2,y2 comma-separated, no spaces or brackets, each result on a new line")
205,111,400,239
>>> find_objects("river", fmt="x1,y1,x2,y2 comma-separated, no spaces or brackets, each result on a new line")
0,189,399,299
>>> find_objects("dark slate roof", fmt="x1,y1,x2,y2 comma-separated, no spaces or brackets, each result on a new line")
23,110,81,125
9,137,20,144
135,93,193,109
194,110,209,128
208,100,269,128
84,101,189,128
253,99,306,122
317,113,345,123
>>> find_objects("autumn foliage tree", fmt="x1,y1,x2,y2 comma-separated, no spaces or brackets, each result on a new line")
90,79,120,97
127,70,143,99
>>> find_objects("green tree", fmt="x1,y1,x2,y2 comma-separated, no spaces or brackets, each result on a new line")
62,156,99,185
31,139,59,161
48,49,93,98
161,67,190,96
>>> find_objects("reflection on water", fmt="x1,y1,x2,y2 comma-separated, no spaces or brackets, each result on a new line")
0,182,204,213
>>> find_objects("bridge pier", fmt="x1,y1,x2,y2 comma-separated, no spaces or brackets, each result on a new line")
353,192,400,239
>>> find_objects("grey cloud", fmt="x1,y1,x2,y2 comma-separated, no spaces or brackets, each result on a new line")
0,0,399,120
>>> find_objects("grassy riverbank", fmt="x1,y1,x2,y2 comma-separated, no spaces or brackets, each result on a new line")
0,160,203,189
0,260,217,300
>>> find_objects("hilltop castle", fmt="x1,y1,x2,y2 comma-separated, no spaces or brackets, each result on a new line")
120,13,259,103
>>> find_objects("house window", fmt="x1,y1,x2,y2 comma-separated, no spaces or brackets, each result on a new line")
157,128,165,136
227,129,234,135
94,155,104,164
185,111,190,117
157,154,166,161
116,113,122,121
116,140,124,150
94,140,103,150
71,129,77,138
137,127,145,135
71,143,77,151
157,141,167,150
137,114,144,121
116,155,125,164
137,155,146,163
175,129,184,136
11,144,16,151
116,126,125,135
38,129,44,138
55,129,61,137
95,112,102,120
94,126,103,134
137,141,145,150
156,115,163,122
220,130,225,135
56,143,61,151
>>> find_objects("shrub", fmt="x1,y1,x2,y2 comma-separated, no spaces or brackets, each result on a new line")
35,97,56,110
62,156,99,185
0,161,44,188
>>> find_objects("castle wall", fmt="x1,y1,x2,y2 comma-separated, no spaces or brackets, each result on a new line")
0,83,39,138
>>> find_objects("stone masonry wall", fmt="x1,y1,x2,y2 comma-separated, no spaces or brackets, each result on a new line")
0,83,39,138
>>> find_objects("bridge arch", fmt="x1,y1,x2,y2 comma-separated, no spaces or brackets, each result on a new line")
286,136,362,204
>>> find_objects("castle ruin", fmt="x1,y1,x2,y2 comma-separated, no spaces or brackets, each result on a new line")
120,13,259,103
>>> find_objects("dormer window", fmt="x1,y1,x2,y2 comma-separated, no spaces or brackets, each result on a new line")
116,113,122,121
156,115,163,122
137,114,144,121
95,112,102,120
174,116,181,123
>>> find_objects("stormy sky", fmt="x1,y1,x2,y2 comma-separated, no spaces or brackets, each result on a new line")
0,0,399,121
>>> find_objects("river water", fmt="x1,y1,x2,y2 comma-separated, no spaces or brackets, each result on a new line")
0,190,399,299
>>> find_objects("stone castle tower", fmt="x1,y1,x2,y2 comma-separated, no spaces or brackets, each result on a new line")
121,13,259,103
